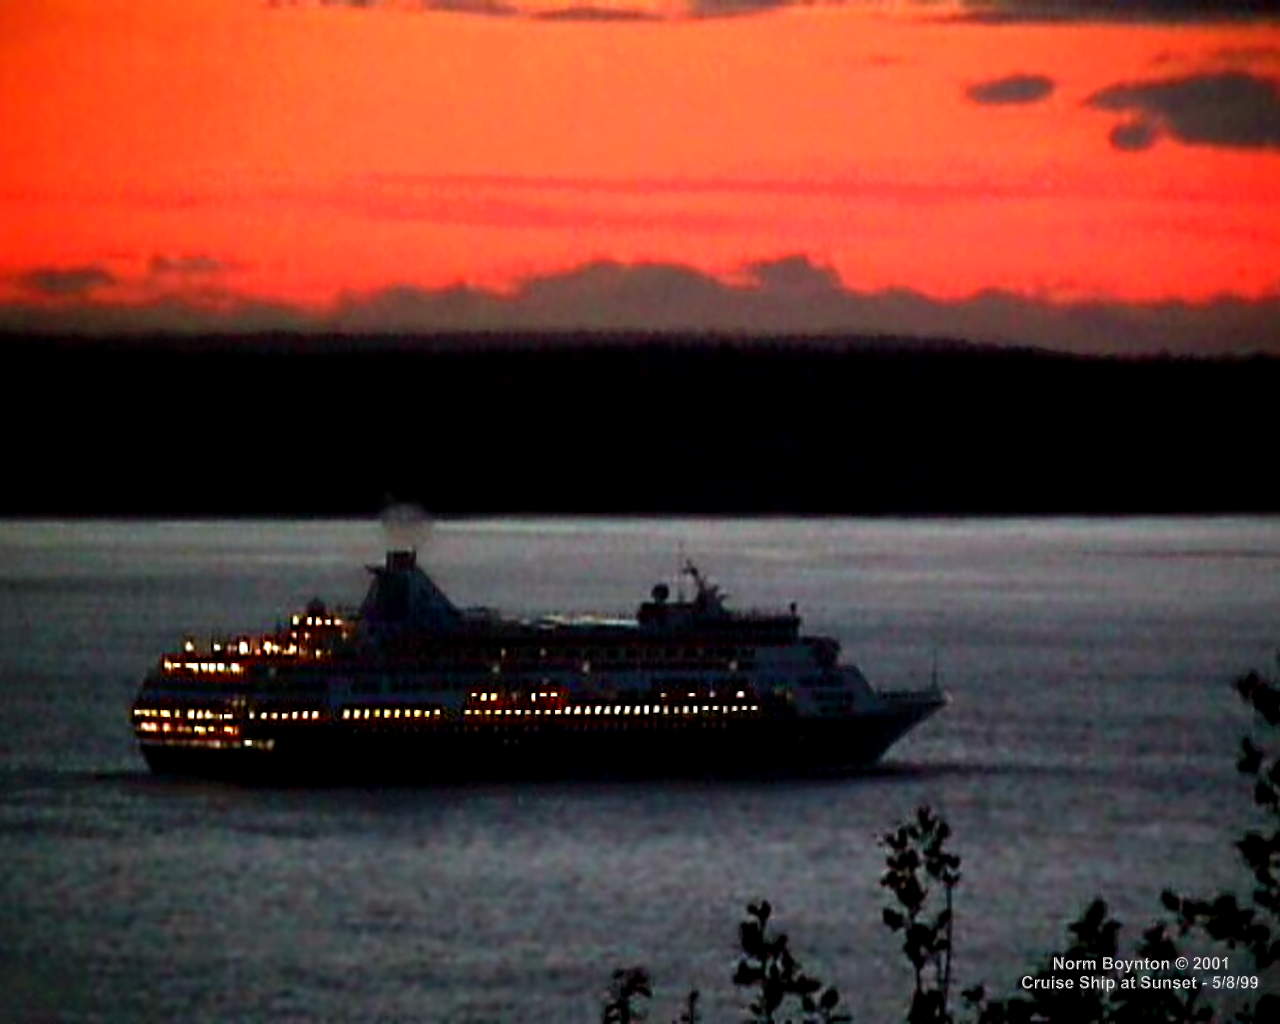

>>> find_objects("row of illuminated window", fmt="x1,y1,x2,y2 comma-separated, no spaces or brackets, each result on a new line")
469,690,565,703
291,615,346,628
163,649,335,673
183,638,286,657
469,688,750,703
134,707,235,720
138,721,239,736
341,708,443,721
138,702,764,728
462,704,760,718
249,709,323,721
211,639,255,656
163,660,246,675
211,639,304,657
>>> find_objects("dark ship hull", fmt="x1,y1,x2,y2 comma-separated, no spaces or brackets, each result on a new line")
132,548,946,783
138,701,943,783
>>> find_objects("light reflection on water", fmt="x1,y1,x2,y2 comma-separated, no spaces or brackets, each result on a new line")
1,516,1277,1021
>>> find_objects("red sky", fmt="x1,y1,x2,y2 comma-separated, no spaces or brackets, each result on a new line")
2,0,1279,351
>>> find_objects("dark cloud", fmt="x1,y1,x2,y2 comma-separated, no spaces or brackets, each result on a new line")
745,255,843,293
149,254,236,275
966,74,1055,104
272,0,1280,19
17,265,116,297
685,0,795,15
515,261,746,328
6,257,1279,355
1088,71,1280,149
325,258,1280,355
269,0,521,13
953,0,1280,23
345,284,1272,355
330,283,505,332
269,0,379,7
1213,45,1280,66
1108,118,1160,149
0,294,308,335
533,5,662,19
273,0,805,19
422,0,521,15
1152,45,1280,71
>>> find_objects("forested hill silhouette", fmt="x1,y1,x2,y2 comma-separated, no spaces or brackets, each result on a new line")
5,331,1277,516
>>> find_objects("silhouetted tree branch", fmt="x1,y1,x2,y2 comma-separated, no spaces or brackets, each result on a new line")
880,805,961,1024
1154,665,1280,1023
734,899,850,1024
603,966,653,1024
596,661,1280,1023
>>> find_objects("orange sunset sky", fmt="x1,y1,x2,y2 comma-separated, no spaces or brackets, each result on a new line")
2,0,1279,352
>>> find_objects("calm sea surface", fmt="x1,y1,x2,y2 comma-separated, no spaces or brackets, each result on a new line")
1,517,1278,1022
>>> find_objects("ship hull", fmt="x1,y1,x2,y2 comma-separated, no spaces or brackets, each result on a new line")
137,701,943,784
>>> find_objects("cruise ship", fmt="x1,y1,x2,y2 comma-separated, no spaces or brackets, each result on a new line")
131,550,947,780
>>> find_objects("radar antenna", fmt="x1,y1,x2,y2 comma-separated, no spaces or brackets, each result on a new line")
682,559,727,612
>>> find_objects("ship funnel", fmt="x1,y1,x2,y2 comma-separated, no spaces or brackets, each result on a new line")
385,549,418,571
360,547,461,639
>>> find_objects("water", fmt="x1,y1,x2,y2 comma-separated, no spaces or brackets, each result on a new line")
1,516,1277,1022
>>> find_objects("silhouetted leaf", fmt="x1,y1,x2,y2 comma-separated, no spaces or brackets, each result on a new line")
734,963,762,986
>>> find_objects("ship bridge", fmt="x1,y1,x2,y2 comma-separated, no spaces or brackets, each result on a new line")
636,562,800,642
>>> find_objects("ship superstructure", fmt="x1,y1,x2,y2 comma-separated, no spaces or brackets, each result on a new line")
131,550,946,780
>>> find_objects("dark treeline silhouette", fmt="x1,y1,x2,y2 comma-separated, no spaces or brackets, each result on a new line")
5,332,1278,516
